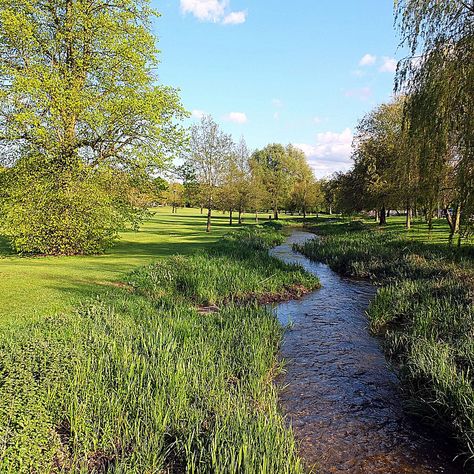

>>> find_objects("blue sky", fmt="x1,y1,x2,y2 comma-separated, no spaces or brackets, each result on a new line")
151,1,403,177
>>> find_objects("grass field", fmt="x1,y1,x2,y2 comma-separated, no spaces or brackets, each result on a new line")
0,223,319,472
0,207,267,327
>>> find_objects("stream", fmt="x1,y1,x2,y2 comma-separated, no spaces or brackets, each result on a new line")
270,230,462,474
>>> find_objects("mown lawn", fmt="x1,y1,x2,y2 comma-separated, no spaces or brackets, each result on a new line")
345,214,473,247
0,207,266,327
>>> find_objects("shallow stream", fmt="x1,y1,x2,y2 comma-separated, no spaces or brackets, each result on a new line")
270,230,461,473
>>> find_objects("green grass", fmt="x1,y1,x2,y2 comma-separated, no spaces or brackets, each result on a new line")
297,216,474,466
0,226,318,473
0,207,268,327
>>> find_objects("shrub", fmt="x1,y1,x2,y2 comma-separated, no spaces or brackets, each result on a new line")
0,158,146,255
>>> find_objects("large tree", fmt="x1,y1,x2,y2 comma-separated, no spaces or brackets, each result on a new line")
0,0,185,254
184,115,233,232
250,144,295,220
395,0,473,242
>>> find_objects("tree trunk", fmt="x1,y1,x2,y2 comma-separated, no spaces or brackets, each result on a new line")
379,205,386,226
405,203,412,230
229,208,233,226
329,204,333,215
454,203,461,234
274,206,279,220
238,208,242,225
255,210,259,223
206,202,212,233
446,203,461,244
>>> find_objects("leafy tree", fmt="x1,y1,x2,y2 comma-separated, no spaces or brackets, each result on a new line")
286,146,322,220
184,115,233,232
352,100,405,224
232,137,252,224
247,160,268,223
320,178,338,215
395,0,473,242
0,0,185,253
175,162,201,208
250,144,295,220
162,182,185,213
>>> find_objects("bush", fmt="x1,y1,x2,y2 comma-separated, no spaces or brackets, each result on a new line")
0,158,145,255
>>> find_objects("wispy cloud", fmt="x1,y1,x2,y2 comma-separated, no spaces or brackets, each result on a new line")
295,128,353,178
191,109,206,119
222,10,247,24
272,98,283,108
224,112,248,124
180,0,247,25
379,56,397,73
359,53,376,66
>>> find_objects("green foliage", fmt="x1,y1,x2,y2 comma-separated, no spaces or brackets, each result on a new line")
0,0,186,254
0,226,316,472
0,157,146,254
297,221,474,464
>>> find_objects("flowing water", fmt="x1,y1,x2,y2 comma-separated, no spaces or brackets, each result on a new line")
270,230,462,474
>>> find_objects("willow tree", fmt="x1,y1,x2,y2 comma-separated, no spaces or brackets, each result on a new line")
0,0,185,254
395,0,474,242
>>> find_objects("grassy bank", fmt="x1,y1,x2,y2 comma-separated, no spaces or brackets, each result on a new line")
297,217,474,466
0,208,268,327
0,226,318,472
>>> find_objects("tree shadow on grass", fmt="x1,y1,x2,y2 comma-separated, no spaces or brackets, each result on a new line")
0,235,13,256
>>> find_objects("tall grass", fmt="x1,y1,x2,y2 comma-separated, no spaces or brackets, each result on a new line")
297,221,474,466
0,226,318,472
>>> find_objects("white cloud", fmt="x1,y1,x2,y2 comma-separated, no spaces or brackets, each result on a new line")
344,86,372,101
222,10,247,24
359,53,376,66
313,116,322,125
379,56,397,73
295,128,353,178
224,112,248,124
273,111,280,120
180,0,246,25
191,109,206,119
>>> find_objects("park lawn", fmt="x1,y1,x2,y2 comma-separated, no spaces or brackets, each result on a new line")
0,207,265,328
311,214,473,248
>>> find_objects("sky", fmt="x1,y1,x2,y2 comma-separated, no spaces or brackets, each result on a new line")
151,1,404,178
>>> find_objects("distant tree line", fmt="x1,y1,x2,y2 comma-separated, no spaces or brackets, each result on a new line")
161,115,324,232
321,0,473,245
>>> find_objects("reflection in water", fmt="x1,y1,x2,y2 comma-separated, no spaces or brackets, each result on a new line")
270,231,461,474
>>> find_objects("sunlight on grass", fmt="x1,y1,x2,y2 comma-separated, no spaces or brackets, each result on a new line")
0,207,268,326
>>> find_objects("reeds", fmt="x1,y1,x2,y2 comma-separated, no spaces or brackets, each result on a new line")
297,224,474,466
0,226,317,472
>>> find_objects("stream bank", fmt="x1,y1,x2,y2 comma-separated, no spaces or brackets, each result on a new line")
271,230,462,473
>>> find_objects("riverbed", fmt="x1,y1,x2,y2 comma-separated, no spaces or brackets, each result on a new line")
270,230,461,473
